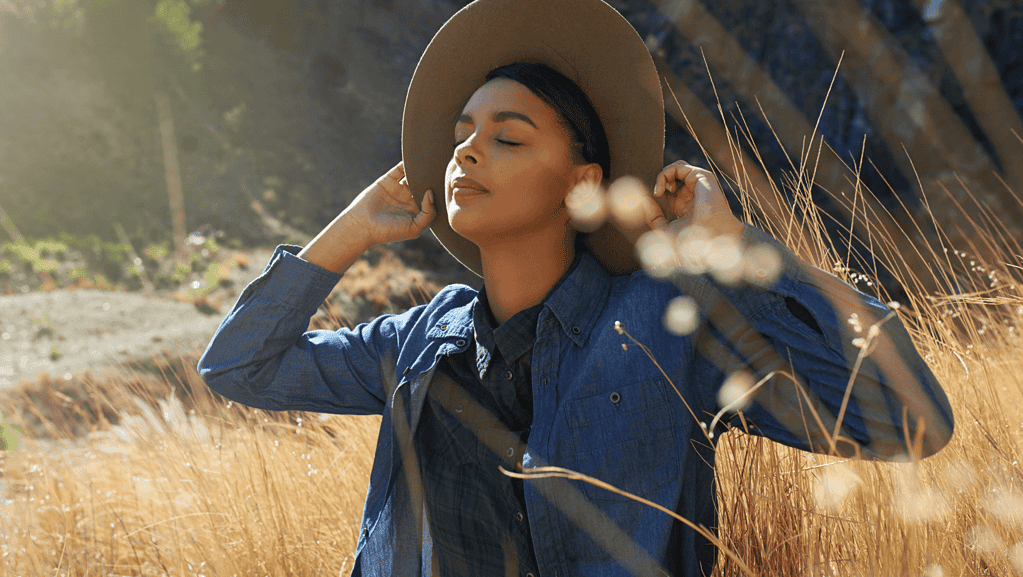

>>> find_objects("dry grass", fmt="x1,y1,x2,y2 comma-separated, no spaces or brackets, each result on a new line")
2,161,1023,575
0,356,381,575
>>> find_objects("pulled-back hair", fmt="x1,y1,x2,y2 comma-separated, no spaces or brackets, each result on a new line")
486,62,611,181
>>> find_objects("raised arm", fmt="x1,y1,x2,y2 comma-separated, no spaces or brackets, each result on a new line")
198,162,437,414
626,161,954,459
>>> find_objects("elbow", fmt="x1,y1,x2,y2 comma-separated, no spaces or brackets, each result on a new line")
865,410,954,462
916,411,955,460
196,356,258,408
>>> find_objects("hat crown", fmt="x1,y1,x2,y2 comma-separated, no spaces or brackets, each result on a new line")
402,0,665,276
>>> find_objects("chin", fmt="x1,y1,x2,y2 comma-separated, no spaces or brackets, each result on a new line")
448,215,490,244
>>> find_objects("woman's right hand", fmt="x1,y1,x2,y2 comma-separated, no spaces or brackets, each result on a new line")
348,161,437,248
298,162,436,274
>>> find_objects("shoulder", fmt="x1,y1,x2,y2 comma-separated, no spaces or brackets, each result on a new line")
609,268,700,302
376,283,477,336
427,283,478,307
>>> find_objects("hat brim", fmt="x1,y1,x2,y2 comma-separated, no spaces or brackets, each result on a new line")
402,0,665,276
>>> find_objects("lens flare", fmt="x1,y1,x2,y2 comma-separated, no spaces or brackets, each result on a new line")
894,488,950,522
1010,542,1023,572
566,181,608,232
742,243,783,286
981,489,1023,526
706,234,743,284
966,525,1002,555
663,296,699,336
636,230,678,277
675,225,711,274
717,371,755,412
811,465,861,512
607,176,648,227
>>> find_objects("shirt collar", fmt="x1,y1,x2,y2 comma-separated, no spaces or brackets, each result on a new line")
541,248,611,347
428,248,613,376
474,286,543,365
468,248,610,377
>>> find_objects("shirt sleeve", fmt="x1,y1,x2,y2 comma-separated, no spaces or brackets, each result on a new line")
197,245,415,415
683,226,954,460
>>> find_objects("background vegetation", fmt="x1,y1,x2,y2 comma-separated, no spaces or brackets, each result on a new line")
1,0,1022,574
1,137,1022,573
1,0,1020,296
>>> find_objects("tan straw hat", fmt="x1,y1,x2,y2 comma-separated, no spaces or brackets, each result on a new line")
402,0,665,276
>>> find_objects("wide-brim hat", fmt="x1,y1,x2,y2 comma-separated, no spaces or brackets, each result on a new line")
402,0,665,276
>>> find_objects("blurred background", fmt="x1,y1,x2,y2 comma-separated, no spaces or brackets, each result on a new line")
0,0,1020,295
4,3,1023,571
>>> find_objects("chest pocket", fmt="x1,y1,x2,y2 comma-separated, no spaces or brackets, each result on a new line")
560,377,680,501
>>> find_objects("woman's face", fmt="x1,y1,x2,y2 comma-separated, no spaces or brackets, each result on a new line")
445,77,595,247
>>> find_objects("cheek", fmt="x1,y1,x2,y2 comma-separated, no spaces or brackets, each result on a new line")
444,159,457,200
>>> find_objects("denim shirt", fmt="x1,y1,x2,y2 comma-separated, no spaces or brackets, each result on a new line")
198,226,953,577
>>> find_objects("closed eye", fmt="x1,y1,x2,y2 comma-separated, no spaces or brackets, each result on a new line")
452,139,521,148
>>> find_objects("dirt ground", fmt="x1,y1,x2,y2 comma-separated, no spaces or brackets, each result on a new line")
0,249,275,391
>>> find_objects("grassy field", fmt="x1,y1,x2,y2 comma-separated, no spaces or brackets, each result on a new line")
1,171,1021,575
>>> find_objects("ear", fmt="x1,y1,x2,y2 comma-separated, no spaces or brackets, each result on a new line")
572,162,603,189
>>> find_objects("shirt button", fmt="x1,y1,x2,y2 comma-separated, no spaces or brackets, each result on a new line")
516,511,524,522
506,447,515,458
526,573,535,577
440,324,448,330
609,392,621,404
505,370,514,380
455,339,466,347
361,527,369,538
572,326,581,335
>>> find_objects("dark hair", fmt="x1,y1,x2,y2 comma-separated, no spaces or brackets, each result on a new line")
486,62,611,181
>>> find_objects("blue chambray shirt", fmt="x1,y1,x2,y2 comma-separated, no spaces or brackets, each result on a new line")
198,226,953,576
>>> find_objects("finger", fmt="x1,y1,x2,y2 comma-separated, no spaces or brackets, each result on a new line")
669,163,705,190
384,162,406,182
672,187,697,218
683,167,715,189
412,190,436,230
641,194,668,230
423,189,436,213
654,173,666,197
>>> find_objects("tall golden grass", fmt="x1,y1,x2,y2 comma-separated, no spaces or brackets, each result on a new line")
1,149,1022,575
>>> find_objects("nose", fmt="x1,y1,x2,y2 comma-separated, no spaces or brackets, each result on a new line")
454,133,480,166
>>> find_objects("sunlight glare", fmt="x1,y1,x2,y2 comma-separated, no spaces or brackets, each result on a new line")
607,176,648,226
717,370,755,412
895,488,950,522
981,489,1023,526
636,230,678,277
566,181,608,232
966,525,1002,556
675,225,711,274
811,465,861,512
1010,542,1023,572
742,243,783,286
706,234,743,284
663,296,699,336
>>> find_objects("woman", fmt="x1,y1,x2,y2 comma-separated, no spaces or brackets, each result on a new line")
199,0,953,575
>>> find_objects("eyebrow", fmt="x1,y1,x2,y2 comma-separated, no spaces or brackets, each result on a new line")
457,110,538,129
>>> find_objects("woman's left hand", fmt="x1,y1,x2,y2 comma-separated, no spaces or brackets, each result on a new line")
651,160,744,239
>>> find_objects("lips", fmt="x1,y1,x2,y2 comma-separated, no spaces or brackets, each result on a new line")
451,176,489,194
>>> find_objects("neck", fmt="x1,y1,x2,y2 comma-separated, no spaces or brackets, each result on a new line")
479,230,575,325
